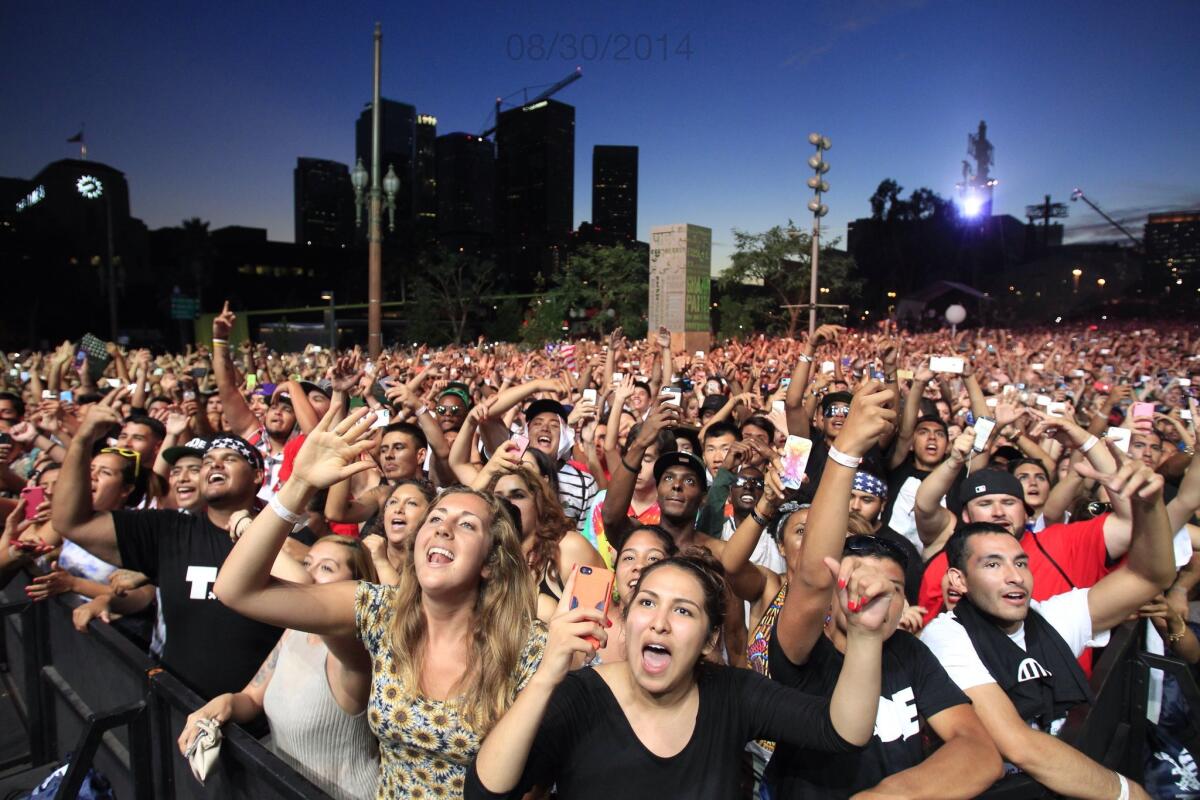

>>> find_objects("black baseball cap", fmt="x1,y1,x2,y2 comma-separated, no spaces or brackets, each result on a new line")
958,469,1026,506
298,379,332,399
652,451,709,491
162,436,208,465
525,398,568,422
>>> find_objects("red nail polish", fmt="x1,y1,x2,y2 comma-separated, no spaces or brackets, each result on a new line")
838,578,847,589
848,600,857,612
606,617,613,628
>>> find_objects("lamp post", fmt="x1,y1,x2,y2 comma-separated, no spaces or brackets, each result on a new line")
77,174,117,339
320,291,336,350
1071,267,1082,293
805,133,831,337
350,23,399,360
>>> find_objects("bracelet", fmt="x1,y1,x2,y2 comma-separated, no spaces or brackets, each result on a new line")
268,494,305,526
1080,435,1100,453
621,457,641,474
828,446,863,470
415,405,428,417
1116,773,1129,800
750,508,770,527
797,354,814,363
211,338,228,347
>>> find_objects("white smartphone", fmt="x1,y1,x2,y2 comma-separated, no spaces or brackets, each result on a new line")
1180,410,1192,421
1105,427,1132,454
772,400,786,416
660,388,681,407
1179,378,1192,387
930,356,965,374
972,417,996,452
582,388,598,404
370,408,391,430
820,361,836,374
1031,362,1045,371
1047,402,1068,418
985,397,999,408
1035,395,1052,407
611,372,625,384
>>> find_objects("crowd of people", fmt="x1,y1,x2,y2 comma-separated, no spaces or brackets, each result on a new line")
1,306,1198,799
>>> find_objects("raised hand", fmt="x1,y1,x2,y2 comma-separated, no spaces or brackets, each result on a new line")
212,301,236,340
837,381,897,458
288,406,381,491
825,555,896,634
810,324,845,347
531,567,608,689
9,421,38,445
1075,458,1163,504
948,427,976,465
78,403,123,443
656,326,672,349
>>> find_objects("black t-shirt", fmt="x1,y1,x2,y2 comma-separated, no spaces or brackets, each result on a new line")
765,627,969,799
113,510,283,700
464,664,859,800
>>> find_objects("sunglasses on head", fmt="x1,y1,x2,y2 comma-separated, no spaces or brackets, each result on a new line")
435,404,465,416
842,533,909,570
99,447,141,478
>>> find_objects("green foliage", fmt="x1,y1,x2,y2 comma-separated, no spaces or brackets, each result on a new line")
522,244,648,343
407,247,496,344
717,222,860,338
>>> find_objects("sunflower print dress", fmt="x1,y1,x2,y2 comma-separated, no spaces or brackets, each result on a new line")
355,581,546,799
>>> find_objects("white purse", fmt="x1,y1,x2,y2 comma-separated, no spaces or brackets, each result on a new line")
183,717,223,783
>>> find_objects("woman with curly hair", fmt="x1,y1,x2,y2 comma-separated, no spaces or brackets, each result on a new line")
484,462,604,623
215,407,547,799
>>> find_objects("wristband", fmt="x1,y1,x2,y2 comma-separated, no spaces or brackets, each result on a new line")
1115,774,1129,800
415,405,428,417
797,354,814,363
750,508,770,528
621,457,641,474
1080,435,1100,453
211,338,228,347
268,494,305,526
828,446,863,470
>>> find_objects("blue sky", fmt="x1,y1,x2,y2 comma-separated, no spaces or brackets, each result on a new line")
2,0,1197,271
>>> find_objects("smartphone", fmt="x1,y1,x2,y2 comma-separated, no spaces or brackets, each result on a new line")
896,369,914,381
1105,427,1132,454
59,390,74,403
370,408,391,429
1131,402,1155,420
188,367,209,379
1070,369,1086,378
582,388,598,405
930,356,965,374
972,417,996,452
183,390,196,401
985,397,999,408
780,377,791,388
106,378,122,389
1180,410,1193,421
1031,363,1045,371
772,400,786,416
20,486,45,519
660,388,682,407
42,390,53,400
820,361,836,374
0,432,11,446
1035,394,1052,407
1046,402,1068,418
611,372,625,385
569,565,614,649
781,435,813,490
1180,378,1193,387
510,433,530,460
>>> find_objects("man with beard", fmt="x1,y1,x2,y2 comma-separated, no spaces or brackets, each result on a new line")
53,404,283,701
921,460,1174,799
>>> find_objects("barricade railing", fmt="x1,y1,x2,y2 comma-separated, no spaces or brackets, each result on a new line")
1,570,330,799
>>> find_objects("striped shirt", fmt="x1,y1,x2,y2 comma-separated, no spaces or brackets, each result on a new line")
556,461,598,532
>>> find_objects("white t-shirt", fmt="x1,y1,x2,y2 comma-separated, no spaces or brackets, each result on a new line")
922,588,1110,734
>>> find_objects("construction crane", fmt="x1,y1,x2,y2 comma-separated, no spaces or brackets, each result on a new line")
1070,188,1142,249
480,67,582,138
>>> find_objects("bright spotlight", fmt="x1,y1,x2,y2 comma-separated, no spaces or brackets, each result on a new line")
960,192,984,218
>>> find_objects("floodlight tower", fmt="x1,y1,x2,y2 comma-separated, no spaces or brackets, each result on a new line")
955,120,997,220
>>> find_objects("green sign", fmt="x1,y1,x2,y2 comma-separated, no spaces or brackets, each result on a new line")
685,225,712,330
170,296,200,320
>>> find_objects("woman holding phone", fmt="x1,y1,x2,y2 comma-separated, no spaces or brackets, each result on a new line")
465,551,889,799
214,406,546,800
589,523,678,665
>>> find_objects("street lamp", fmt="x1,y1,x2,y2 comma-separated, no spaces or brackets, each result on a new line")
805,133,831,337
320,291,336,351
77,174,117,339
1097,277,1106,287
1071,267,1082,293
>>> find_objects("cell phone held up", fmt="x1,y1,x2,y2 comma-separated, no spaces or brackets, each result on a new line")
570,565,614,649
929,356,965,375
21,486,45,520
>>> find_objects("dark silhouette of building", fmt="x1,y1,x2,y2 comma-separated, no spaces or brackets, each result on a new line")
356,98,416,229
435,132,495,249
415,115,438,226
1144,210,1200,286
496,98,575,284
592,145,638,242
293,158,354,247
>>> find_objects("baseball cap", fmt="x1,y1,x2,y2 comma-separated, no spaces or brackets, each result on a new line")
652,451,709,491
958,469,1025,506
251,383,277,400
162,436,209,465
298,379,332,399
525,398,568,422
204,435,265,472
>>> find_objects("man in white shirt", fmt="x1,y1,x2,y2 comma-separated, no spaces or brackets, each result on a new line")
922,460,1177,800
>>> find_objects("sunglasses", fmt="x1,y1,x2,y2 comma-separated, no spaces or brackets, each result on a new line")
435,404,466,416
734,476,765,489
100,446,141,478
842,533,909,570
826,405,851,418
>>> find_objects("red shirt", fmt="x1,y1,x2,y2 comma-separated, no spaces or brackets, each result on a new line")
277,434,359,538
919,513,1112,625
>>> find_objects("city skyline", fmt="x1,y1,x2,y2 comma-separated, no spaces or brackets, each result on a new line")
2,0,1198,273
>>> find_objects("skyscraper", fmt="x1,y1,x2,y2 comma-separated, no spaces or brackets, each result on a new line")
293,158,354,247
355,98,416,228
592,145,638,241
435,132,495,241
496,99,574,279
1144,210,1200,285
415,115,438,225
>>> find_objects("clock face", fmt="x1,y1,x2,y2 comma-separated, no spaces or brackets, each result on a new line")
76,175,103,199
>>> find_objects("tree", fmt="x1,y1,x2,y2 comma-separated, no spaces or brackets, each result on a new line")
717,222,860,338
523,244,648,343
408,247,496,344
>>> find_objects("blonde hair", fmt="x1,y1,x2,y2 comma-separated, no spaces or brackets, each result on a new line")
387,486,536,734
312,534,379,584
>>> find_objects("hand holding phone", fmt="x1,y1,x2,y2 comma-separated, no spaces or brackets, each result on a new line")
930,356,965,374
569,565,614,649
1105,427,1132,454
21,486,46,520
972,417,996,452
781,435,813,490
